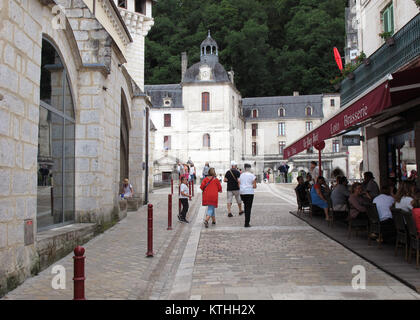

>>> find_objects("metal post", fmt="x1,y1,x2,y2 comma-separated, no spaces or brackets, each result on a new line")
318,149,323,177
189,181,192,196
73,246,86,300
167,194,172,230
192,179,194,197
146,204,154,257
171,178,173,194
179,198,181,216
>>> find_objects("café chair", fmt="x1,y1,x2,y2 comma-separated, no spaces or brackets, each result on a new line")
295,189,310,216
366,203,382,248
391,208,409,261
401,211,420,268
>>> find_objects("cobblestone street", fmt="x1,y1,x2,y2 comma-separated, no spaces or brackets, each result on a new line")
3,184,420,300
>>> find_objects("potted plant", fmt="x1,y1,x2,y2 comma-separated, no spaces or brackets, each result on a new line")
330,75,344,91
342,63,356,80
379,31,395,46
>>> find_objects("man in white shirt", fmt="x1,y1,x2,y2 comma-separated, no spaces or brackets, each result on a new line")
372,185,396,243
239,164,257,228
309,161,319,183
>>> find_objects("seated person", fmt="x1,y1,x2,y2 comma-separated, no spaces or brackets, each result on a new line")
295,176,309,207
395,181,415,212
120,178,134,198
372,185,396,243
331,176,350,211
349,182,370,219
304,173,312,191
411,195,420,234
310,176,330,221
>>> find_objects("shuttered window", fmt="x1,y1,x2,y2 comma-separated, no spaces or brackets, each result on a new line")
164,114,171,127
382,3,394,34
202,92,210,111
252,124,258,137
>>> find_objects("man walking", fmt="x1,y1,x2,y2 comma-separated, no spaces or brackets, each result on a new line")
239,163,257,228
224,161,244,217
202,162,210,179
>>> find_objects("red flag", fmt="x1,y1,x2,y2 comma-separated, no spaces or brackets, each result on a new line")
334,47,343,71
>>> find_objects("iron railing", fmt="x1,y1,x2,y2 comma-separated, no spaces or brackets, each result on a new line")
340,13,420,107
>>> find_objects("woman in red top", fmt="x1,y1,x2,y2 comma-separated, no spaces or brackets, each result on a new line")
200,168,222,228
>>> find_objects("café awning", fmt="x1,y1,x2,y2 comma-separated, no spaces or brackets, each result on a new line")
283,66,420,159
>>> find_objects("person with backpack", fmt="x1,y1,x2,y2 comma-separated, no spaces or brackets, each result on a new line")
224,161,244,217
200,168,222,228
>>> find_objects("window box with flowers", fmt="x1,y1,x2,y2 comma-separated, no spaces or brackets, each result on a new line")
379,31,395,46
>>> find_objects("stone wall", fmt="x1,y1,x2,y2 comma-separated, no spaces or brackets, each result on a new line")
0,0,149,296
0,0,45,296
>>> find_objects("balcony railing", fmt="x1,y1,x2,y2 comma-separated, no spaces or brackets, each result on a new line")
340,13,420,107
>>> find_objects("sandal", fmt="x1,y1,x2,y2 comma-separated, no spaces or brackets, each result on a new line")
239,211,244,216
204,220,209,228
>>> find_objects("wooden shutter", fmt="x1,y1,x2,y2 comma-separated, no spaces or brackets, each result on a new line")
202,92,209,111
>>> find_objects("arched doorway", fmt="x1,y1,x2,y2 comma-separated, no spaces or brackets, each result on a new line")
37,38,75,230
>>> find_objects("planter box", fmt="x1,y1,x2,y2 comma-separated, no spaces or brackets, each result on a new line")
386,37,395,46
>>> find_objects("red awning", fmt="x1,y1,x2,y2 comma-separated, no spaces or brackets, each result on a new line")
283,81,392,159
284,65,420,160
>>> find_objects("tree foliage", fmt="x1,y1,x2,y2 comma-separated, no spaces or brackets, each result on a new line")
145,0,346,97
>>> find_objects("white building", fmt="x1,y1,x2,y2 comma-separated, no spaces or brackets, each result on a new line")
147,34,360,183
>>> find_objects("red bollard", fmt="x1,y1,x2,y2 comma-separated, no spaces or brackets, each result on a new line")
171,178,173,194
179,198,181,216
178,184,180,196
167,194,173,230
189,181,192,196
146,204,154,257
73,246,86,300
192,179,194,197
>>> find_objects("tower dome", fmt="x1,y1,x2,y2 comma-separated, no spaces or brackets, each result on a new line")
200,30,218,64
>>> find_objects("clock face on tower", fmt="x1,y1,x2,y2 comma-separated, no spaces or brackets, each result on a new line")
199,65,212,81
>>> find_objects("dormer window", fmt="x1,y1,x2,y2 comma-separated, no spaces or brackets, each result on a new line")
252,109,258,118
163,97,172,107
278,107,285,117
305,106,313,116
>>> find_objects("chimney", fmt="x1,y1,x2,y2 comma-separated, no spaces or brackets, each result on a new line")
228,69,235,85
293,91,299,96
181,52,188,81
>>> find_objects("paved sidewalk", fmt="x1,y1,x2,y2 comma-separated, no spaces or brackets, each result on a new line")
2,187,200,300
177,183,420,300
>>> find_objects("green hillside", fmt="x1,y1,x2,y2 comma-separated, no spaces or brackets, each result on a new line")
145,0,346,97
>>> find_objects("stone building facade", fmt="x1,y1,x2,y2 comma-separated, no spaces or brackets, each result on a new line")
146,34,362,182
0,0,154,296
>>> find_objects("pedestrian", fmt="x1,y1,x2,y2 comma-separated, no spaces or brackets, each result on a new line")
189,163,196,182
239,163,257,228
202,162,210,179
120,178,134,199
304,173,313,191
267,169,271,183
309,161,319,183
224,160,244,217
201,168,222,228
179,163,185,180
183,163,190,182
179,176,192,223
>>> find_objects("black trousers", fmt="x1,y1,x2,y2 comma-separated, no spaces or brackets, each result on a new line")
180,198,189,219
240,194,254,226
